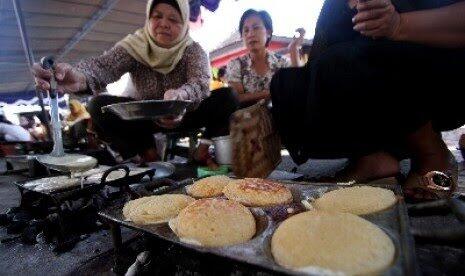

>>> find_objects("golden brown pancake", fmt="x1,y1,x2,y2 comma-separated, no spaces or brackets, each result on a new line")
169,198,256,247
186,175,231,198
123,194,195,225
271,211,395,275
313,186,397,215
223,178,293,207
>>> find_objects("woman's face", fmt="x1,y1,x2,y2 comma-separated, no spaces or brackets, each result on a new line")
148,3,183,48
241,15,270,52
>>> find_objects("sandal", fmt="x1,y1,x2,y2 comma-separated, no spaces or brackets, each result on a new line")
403,153,458,202
403,171,457,202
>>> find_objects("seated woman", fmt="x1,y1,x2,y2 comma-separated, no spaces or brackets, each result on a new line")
63,99,91,146
270,0,465,200
65,99,90,126
32,0,238,163
226,9,305,107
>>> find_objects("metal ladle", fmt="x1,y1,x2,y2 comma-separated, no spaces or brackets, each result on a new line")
35,56,97,176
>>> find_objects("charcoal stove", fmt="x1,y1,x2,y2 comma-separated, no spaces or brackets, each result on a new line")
0,164,159,252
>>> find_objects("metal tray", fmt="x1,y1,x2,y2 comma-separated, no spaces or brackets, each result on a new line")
99,182,418,275
102,100,192,121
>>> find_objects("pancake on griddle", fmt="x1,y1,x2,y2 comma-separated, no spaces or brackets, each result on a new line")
271,211,395,275
169,198,256,247
313,186,397,215
123,194,195,225
223,178,292,207
186,175,231,198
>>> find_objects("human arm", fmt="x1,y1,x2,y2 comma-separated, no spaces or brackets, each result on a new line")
229,81,270,104
352,0,465,48
32,46,136,94
158,44,211,129
75,46,138,94
289,28,306,67
32,62,87,94
226,59,270,105
163,43,211,103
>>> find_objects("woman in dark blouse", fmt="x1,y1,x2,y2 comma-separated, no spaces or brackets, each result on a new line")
270,0,465,200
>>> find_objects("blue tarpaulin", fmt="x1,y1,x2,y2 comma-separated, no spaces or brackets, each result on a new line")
0,90,68,108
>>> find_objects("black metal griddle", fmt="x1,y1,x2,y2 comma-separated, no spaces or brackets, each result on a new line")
99,181,418,275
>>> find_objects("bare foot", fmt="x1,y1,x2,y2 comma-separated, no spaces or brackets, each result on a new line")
194,143,210,161
194,143,219,169
338,151,400,182
402,122,458,201
140,147,159,164
406,122,450,175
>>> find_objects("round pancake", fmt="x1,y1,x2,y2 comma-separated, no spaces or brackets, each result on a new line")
169,198,256,247
271,211,395,275
123,194,195,225
313,186,397,215
223,178,292,207
186,175,231,198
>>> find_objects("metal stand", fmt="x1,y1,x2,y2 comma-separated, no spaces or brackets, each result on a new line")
109,222,127,275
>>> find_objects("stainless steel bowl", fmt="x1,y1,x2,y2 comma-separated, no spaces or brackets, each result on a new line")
102,100,192,121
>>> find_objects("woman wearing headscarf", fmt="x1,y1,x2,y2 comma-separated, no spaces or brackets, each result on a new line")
32,0,238,163
269,0,465,200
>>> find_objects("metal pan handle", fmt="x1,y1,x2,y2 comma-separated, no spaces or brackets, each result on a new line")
100,165,130,186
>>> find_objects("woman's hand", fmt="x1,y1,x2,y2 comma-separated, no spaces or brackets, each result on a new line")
289,28,306,50
163,89,189,101
158,89,189,129
155,113,184,129
289,28,306,67
352,0,401,39
32,62,87,94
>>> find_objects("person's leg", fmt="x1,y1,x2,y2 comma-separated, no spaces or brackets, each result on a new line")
87,95,157,160
180,88,240,164
181,87,240,138
401,121,458,201
272,41,436,181
336,152,400,182
406,121,450,174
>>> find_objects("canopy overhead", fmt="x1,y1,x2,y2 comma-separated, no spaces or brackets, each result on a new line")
0,0,149,94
